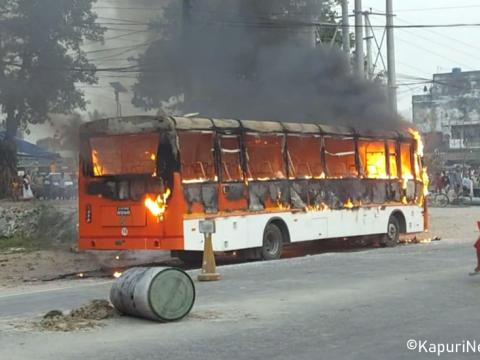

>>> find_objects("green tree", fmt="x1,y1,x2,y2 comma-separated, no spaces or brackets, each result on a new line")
0,0,104,198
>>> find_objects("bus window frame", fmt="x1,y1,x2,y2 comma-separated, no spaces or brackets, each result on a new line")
286,134,323,180
357,137,389,179
399,141,415,180
244,132,287,181
177,130,219,184
323,135,359,179
88,133,160,177
217,134,244,183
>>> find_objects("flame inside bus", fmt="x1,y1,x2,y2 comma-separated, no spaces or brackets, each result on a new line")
144,188,172,218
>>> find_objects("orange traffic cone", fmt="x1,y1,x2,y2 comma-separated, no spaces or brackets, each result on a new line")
197,233,220,281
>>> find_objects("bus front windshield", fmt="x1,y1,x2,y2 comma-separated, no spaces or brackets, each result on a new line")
90,133,160,177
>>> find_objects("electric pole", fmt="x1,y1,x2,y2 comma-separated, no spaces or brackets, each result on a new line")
354,0,364,77
341,0,350,55
364,11,373,80
386,0,398,113
182,0,193,105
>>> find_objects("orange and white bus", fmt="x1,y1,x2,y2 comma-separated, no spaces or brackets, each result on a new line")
78,116,428,262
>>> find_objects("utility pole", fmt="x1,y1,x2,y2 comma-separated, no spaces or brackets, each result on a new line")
364,11,373,80
386,0,398,113
182,0,193,105
341,0,350,55
354,0,364,77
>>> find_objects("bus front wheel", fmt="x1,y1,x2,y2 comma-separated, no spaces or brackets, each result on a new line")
262,223,284,260
381,216,400,247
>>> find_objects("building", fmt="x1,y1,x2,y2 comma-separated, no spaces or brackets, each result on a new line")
0,131,58,172
412,68,480,164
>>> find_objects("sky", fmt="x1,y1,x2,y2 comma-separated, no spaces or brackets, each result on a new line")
25,0,480,142
353,0,480,119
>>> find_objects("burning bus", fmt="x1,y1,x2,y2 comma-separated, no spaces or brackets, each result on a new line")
78,116,428,263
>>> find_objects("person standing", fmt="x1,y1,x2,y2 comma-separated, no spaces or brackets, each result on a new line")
59,172,66,199
473,222,480,275
22,174,34,200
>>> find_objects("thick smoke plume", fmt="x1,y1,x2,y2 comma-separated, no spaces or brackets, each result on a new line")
134,0,405,131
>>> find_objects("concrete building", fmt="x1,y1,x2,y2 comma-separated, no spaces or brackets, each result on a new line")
412,68,480,163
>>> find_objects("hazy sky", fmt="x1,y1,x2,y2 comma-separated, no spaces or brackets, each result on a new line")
354,0,480,119
26,0,480,141
83,0,480,121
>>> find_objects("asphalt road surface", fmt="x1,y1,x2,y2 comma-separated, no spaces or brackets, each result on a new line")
1,210,479,360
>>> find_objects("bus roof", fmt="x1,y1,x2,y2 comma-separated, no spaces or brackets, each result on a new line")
80,115,414,140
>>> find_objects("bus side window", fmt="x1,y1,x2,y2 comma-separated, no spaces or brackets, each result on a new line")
287,135,323,179
245,134,286,180
357,140,387,179
178,132,217,182
324,137,357,178
387,141,398,178
400,143,413,179
219,136,243,182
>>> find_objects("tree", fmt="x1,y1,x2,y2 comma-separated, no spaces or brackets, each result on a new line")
0,0,105,197
132,0,342,114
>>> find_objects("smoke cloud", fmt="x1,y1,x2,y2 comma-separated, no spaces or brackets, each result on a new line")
134,0,406,131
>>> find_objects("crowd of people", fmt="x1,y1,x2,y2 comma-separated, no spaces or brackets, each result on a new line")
11,171,77,201
432,165,480,198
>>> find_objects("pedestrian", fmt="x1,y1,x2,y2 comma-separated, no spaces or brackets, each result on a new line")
11,176,20,201
59,172,66,199
22,174,34,200
473,222,480,275
440,171,449,192
474,239,480,274
462,176,474,198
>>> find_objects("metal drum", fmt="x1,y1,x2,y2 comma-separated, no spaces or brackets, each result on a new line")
110,267,195,322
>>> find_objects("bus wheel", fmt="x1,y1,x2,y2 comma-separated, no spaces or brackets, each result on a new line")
262,223,284,260
381,216,400,247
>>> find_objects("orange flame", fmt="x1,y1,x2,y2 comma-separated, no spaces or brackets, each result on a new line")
408,128,424,157
409,128,429,198
344,198,354,209
305,203,330,212
92,150,102,176
366,152,389,179
144,188,171,218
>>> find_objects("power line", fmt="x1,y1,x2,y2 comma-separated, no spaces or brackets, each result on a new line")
395,35,474,71
395,15,480,54
395,5,480,13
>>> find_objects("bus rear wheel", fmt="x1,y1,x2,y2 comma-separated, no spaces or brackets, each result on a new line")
262,223,284,260
381,216,400,247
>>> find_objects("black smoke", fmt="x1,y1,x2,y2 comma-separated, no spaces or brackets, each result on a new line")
133,0,405,131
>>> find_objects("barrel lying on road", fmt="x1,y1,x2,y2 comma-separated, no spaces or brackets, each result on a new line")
110,267,195,322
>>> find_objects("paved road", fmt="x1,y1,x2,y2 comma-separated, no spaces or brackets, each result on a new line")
1,233,479,360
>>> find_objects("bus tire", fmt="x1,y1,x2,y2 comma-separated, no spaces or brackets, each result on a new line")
262,223,284,260
381,216,400,247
